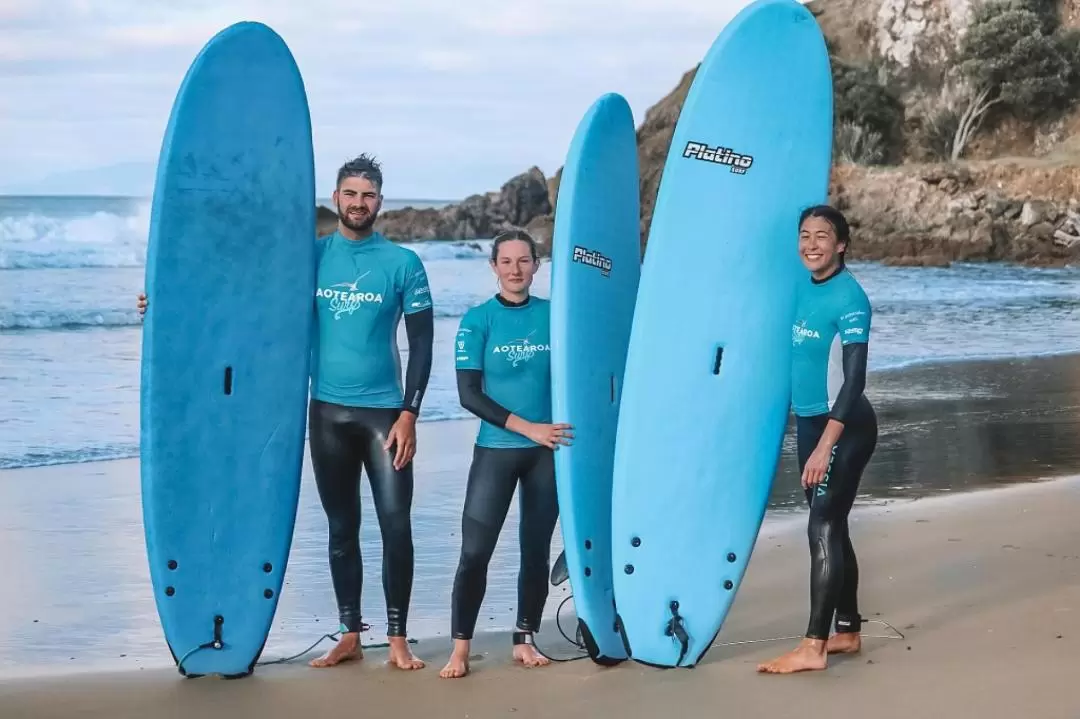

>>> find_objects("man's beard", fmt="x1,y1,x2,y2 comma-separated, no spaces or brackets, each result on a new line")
337,202,378,233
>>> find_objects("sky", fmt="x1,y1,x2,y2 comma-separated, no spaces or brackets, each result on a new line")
0,0,804,200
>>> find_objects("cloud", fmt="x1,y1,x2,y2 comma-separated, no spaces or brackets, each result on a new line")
0,0,812,198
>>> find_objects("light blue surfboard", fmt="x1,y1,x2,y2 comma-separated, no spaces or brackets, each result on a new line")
550,93,641,665
610,0,833,668
140,21,316,678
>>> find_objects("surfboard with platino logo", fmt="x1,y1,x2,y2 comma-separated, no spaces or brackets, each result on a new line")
610,0,833,668
549,92,641,665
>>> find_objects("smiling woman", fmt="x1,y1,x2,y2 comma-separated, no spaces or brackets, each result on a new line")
757,204,879,675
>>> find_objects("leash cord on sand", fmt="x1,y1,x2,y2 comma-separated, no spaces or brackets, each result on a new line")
530,596,905,663
257,624,419,666
532,595,591,663
178,614,903,671
713,618,906,647
177,622,419,670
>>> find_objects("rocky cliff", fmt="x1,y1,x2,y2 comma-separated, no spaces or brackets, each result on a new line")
356,0,1080,267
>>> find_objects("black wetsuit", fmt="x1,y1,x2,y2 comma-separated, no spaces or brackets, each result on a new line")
449,293,559,641
791,265,878,640
797,396,878,638
308,231,435,636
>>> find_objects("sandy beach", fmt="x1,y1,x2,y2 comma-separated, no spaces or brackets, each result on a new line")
2,474,1080,718
2,353,1080,716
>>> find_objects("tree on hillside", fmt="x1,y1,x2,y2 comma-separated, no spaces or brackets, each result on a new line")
1010,0,1060,34
951,1,1077,160
831,59,905,164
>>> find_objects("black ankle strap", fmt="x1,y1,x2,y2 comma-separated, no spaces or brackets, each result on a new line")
512,631,533,646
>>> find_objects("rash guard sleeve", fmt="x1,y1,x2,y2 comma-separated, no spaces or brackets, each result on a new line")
829,342,869,424
829,291,872,424
402,307,434,415
456,369,512,428
454,307,512,427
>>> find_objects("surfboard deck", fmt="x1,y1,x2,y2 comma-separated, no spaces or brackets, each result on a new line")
550,93,641,665
610,0,833,668
139,21,316,678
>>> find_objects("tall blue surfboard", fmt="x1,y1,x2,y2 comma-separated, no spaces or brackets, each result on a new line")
140,21,316,678
610,0,833,668
550,93,640,665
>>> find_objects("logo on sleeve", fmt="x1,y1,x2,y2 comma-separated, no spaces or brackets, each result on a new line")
683,141,754,174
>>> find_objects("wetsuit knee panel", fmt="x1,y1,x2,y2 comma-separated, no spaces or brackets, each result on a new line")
459,515,502,565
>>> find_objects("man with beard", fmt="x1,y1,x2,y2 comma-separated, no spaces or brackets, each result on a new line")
135,154,434,671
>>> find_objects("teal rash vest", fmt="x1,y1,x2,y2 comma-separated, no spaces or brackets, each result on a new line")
790,267,872,418
310,231,432,408
455,295,553,449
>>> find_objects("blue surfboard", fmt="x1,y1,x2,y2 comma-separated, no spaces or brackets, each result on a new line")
140,21,316,678
610,0,833,668
550,93,641,665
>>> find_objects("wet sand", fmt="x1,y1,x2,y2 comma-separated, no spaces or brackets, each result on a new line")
3,473,1080,718
1,352,1080,703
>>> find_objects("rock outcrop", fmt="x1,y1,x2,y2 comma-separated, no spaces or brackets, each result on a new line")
359,0,1080,268
374,168,550,243
831,162,1080,266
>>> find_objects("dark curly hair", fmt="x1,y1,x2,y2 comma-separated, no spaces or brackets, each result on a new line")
336,153,383,193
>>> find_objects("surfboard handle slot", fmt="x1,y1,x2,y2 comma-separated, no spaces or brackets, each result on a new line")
712,346,724,375
610,374,617,404
224,366,233,395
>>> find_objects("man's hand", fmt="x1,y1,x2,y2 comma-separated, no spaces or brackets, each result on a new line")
384,411,418,471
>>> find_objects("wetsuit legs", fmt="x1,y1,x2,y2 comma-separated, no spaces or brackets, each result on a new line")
308,400,365,634
308,399,415,637
450,446,559,640
360,409,415,637
797,397,878,640
515,448,559,631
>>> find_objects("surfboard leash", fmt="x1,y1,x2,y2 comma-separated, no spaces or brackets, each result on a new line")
665,601,691,667
256,623,419,666
712,617,906,648
531,594,591,664
174,614,226,675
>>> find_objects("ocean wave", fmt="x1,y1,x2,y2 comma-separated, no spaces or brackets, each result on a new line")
0,309,142,331
407,239,494,262
0,445,140,471
0,204,151,270
1,303,476,332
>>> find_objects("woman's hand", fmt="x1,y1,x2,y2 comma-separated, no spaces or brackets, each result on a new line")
802,418,845,490
523,422,574,450
136,293,147,318
801,443,835,490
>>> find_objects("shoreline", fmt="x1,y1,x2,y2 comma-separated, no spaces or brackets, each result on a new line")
3,471,1080,718
5,347,1080,473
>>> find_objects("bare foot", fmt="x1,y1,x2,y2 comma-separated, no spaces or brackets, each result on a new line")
756,637,828,674
439,639,471,679
309,633,362,668
387,636,425,670
826,631,861,654
512,634,551,668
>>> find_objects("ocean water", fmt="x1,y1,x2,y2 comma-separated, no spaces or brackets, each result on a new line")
3,194,1080,470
